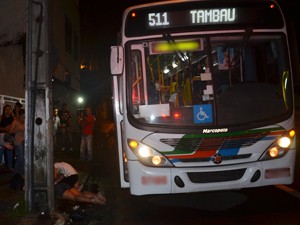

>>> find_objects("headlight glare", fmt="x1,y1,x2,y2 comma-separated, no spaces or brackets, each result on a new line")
127,139,173,167
260,129,295,161
152,156,162,165
277,136,291,148
268,147,279,157
138,146,152,157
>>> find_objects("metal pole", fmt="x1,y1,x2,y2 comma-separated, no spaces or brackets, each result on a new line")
25,0,54,213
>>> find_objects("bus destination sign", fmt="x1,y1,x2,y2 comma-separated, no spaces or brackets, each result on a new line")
125,1,283,37
147,8,237,28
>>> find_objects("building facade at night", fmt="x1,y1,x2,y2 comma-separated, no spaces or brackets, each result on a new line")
0,0,80,130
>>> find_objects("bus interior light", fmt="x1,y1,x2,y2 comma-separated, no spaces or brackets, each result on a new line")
150,39,203,54
161,113,168,119
150,115,156,121
172,61,178,68
173,112,182,119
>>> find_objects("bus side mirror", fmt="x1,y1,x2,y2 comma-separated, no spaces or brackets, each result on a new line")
110,46,124,75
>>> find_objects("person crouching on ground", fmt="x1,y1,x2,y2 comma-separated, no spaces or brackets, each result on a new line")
54,161,106,205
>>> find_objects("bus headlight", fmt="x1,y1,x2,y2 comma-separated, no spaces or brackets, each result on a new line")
277,136,291,148
260,129,295,160
128,139,174,167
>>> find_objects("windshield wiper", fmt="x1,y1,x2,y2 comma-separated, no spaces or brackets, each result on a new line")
230,28,253,67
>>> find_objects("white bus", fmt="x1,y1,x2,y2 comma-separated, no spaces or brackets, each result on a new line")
110,0,297,196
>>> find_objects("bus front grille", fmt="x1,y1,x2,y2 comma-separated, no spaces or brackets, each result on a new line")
161,133,266,151
187,168,246,183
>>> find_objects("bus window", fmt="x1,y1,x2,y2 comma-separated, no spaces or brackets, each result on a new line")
130,50,144,113
214,34,292,125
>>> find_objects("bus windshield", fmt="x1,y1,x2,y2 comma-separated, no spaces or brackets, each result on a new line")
127,33,292,128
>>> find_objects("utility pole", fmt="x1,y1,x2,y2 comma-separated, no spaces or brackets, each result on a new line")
25,0,54,213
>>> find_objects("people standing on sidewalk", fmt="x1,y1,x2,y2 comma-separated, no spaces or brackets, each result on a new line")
54,161,106,205
0,133,14,152
0,132,14,172
78,106,96,161
0,105,15,171
9,109,25,176
0,133,14,171
13,101,23,119
59,103,73,151
9,108,25,190
53,107,61,150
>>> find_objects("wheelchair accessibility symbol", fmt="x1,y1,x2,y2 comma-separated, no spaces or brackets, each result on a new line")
197,107,209,120
193,104,213,123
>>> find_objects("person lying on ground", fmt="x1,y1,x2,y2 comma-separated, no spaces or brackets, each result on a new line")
54,161,106,205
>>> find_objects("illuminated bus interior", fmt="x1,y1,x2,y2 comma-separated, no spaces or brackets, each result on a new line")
128,33,292,128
